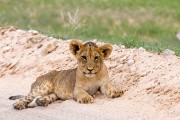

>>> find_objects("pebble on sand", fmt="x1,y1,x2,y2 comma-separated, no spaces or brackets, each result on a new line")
127,59,135,66
163,49,175,55
139,47,146,51
28,30,38,35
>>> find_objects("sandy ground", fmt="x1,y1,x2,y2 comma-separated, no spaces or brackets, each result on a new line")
0,26,180,120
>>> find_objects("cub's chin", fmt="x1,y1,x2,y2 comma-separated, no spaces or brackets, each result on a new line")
85,73,96,77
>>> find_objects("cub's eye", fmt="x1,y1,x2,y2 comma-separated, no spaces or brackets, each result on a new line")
94,56,99,60
81,56,87,60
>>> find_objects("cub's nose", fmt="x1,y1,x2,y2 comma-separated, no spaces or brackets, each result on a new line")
87,68,93,72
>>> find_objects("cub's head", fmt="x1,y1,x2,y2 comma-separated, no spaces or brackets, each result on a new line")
69,39,112,77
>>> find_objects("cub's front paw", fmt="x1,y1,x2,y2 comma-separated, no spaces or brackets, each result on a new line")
77,95,93,104
107,89,124,98
13,100,26,110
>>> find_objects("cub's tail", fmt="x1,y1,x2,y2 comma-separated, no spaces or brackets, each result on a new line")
9,95,24,100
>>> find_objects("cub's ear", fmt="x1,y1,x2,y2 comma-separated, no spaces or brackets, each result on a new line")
69,39,83,56
98,44,113,59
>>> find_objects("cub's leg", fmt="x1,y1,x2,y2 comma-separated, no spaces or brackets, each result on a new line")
35,93,58,106
100,82,124,98
13,80,53,110
74,88,93,104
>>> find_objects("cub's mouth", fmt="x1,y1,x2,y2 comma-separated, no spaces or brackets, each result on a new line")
83,72,97,77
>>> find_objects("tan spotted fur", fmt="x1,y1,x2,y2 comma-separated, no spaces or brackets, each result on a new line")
10,39,124,110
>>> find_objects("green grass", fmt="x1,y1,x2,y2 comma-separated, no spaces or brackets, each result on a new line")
0,0,180,55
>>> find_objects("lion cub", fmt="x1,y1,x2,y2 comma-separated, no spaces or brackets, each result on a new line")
9,40,124,110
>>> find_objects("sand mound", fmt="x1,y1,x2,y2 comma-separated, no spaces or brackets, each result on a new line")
0,26,179,120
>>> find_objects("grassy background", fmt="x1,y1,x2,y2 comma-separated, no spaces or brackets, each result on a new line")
0,0,180,55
